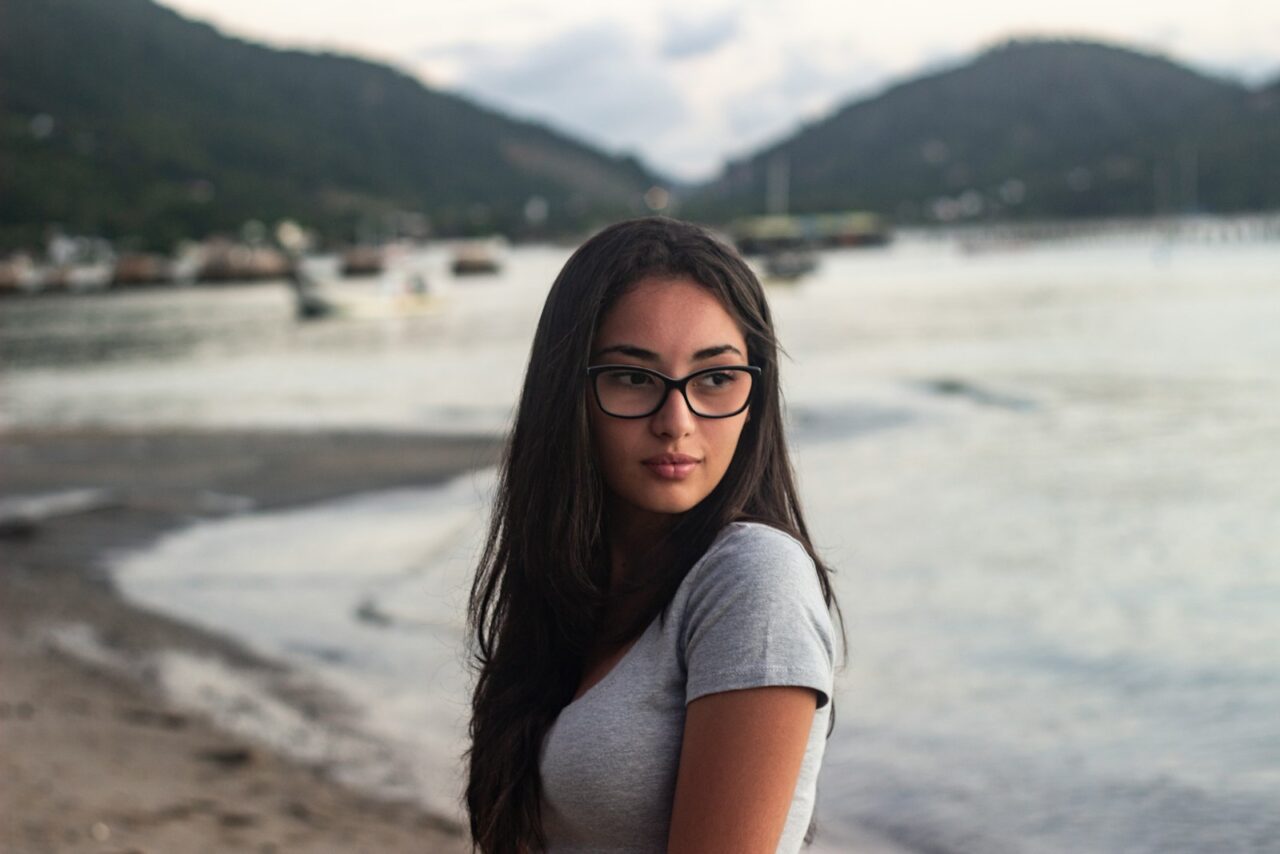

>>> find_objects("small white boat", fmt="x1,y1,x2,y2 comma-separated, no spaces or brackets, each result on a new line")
290,254,443,320
31,235,116,294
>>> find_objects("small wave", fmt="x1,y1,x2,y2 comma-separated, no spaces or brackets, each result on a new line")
918,377,1036,411
789,403,917,444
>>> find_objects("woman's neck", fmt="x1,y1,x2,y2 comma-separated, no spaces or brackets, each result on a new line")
605,502,675,589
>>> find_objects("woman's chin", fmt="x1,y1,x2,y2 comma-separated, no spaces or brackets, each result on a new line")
631,485,708,516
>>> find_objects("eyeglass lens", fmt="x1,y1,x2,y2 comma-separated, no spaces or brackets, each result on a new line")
594,367,753,417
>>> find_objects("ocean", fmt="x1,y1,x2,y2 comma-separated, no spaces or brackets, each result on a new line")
4,228,1277,852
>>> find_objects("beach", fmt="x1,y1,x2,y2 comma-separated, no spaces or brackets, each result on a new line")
0,427,501,853
3,235,1278,852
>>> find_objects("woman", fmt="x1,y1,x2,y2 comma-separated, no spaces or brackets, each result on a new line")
466,217,842,853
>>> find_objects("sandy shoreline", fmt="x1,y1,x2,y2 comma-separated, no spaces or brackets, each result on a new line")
0,427,502,853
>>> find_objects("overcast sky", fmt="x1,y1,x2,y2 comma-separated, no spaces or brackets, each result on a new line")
160,0,1280,182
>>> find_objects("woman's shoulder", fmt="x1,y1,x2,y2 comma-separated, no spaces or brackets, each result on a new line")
676,520,823,612
673,520,836,705
721,519,812,551
698,520,816,576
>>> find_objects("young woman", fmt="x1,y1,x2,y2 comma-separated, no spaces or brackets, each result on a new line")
466,217,842,853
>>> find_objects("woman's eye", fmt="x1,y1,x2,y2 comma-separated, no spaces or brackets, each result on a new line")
695,371,736,388
610,371,653,387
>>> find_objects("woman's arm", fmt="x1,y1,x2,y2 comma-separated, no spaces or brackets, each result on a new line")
667,685,818,854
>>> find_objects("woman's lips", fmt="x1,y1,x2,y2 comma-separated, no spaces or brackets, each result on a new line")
642,454,700,480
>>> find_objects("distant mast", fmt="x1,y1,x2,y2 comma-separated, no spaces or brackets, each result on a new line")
1179,142,1199,213
766,153,790,216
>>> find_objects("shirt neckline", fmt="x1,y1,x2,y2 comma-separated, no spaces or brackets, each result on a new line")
563,617,657,709
559,522,760,710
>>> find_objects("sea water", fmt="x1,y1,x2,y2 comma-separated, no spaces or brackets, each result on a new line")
4,231,1278,852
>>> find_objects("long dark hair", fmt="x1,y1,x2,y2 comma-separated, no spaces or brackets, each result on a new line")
465,217,843,853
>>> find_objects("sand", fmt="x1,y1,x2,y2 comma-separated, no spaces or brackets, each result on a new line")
0,427,503,853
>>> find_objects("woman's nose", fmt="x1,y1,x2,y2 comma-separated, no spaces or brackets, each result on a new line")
650,386,695,437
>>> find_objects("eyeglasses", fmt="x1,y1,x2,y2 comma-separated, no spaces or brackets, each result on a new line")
586,364,761,419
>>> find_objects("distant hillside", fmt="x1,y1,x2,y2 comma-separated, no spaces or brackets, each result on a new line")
690,40,1279,222
0,0,661,251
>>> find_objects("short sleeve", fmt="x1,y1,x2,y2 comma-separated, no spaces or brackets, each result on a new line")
680,524,835,708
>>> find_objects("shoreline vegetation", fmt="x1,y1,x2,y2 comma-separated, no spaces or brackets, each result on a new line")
5,1,1277,257
0,427,502,853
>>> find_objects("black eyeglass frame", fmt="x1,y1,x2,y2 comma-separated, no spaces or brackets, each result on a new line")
585,364,762,419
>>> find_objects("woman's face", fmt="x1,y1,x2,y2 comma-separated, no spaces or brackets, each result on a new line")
588,276,751,529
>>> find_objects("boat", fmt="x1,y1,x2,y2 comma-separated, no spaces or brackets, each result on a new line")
45,261,114,293
289,253,442,320
196,239,291,282
112,253,173,286
731,212,891,256
763,249,818,281
339,245,385,277
0,253,44,296
41,235,115,293
450,240,503,276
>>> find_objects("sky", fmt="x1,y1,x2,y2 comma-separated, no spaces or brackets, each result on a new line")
159,0,1280,182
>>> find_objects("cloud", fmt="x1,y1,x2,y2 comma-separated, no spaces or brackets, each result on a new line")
722,52,890,160
424,13,894,181
661,9,739,60
435,22,689,164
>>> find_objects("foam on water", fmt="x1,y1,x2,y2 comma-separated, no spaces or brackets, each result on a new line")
112,469,496,820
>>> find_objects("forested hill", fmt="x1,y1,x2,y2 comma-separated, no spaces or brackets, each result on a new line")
690,40,1280,223
3,9,1276,252
0,0,661,250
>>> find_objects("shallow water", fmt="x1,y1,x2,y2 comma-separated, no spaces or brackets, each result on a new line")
6,230,1279,852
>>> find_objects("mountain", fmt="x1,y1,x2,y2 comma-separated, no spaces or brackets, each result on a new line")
0,0,662,251
689,39,1279,222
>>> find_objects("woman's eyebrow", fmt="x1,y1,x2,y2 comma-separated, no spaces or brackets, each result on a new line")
691,344,744,361
590,343,744,361
592,344,659,361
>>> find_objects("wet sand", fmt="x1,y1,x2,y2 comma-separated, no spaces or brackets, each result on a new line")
0,427,502,853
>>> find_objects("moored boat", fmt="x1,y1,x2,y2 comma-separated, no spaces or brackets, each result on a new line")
763,248,819,281
450,239,503,276
339,245,385,277
197,240,292,282
731,211,891,255
112,253,173,286
0,253,43,296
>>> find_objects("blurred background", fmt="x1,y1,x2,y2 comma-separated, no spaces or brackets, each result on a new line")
1,1,1277,852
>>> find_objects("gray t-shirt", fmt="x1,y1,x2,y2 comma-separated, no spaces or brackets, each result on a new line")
539,521,836,853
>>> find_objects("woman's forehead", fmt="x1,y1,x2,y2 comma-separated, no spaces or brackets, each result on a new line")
595,276,746,353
